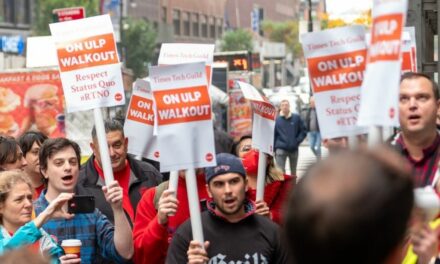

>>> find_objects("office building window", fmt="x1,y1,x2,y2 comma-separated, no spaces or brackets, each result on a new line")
192,13,199,37
15,0,30,24
0,0,31,25
201,15,207,38
161,6,167,23
0,0,14,24
173,9,181,35
217,18,223,38
209,17,215,39
182,11,190,36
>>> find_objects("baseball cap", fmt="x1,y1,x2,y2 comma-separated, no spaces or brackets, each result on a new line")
205,153,246,183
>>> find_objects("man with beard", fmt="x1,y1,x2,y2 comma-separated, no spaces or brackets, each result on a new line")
78,120,162,224
166,153,288,264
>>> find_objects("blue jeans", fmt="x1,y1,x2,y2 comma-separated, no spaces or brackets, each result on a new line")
308,131,321,157
275,148,298,176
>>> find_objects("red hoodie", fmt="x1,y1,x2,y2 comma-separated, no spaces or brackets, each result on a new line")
133,174,209,264
246,174,293,225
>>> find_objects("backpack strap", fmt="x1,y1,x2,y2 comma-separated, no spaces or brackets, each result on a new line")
154,181,169,210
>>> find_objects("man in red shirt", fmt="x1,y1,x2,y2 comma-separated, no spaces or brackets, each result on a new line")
133,169,208,264
77,120,162,224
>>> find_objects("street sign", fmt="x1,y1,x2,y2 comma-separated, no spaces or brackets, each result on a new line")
1,36,24,54
53,7,85,22
251,8,259,33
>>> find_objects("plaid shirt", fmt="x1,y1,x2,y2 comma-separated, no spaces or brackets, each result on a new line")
395,133,440,187
34,191,127,264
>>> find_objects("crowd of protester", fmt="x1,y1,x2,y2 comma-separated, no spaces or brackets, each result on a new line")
0,71,438,263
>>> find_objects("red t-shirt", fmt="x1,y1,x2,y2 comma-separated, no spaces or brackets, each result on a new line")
34,184,45,200
93,159,135,221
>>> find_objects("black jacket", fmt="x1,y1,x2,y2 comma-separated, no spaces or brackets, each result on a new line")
274,113,307,152
77,154,162,224
166,200,290,263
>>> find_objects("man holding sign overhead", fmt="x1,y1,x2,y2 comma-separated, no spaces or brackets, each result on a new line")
166,153,289,264
78,120,162,224
133,169,209,264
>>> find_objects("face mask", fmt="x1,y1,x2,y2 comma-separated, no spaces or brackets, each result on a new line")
242,149,259,176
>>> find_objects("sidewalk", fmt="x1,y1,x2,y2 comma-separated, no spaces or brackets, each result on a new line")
283,142,327,179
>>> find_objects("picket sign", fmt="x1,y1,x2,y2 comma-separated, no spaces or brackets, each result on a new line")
368,126,384,147
237,81,276,200
93,108,115,185
405,27,417,72
124,78,158,161
168,171,179,198
185,169,205,245
256,153,267,201
359,0,408,147
348,135,358,150
358,0,408,128
50,15,125,185
158,43,215,86
149,62,216,247
157,44,216,206
401,30,413,73
300,25,368,139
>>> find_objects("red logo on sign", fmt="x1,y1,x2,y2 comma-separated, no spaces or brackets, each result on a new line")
389,107,395,118
115,93,123,101
206,153,213,162
154,151,160,158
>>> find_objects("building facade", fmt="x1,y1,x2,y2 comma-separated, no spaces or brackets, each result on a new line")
128,0,226,44
224,0,300,30
0,0,33,69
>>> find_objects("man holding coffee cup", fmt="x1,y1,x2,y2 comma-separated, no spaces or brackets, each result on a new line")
33,138,133,263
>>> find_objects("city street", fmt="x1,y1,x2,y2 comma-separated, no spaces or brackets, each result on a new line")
285,141,328,180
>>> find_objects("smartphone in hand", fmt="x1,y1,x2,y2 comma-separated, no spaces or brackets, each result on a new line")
68,195,95,214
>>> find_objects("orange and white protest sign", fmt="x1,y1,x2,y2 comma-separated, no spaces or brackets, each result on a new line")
237,81,275,155
401,31,413,73
158,43,215,85
358,0,407,126
124,79,158,161
149,62,216,172
405,27,417,72
301,25,368,139
49,15,125,113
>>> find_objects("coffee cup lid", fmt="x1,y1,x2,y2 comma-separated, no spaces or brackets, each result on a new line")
61,239,82,247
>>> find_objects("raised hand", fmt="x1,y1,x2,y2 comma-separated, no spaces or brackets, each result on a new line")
157,189,179,225
102,181,123,210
